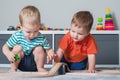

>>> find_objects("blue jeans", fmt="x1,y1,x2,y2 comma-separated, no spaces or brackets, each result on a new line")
60,56,88,70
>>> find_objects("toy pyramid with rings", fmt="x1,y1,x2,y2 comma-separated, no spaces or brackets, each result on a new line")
104,7,115,30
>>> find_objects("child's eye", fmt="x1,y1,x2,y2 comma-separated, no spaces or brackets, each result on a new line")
35,31,38,33
77,32,81,34
78,33,82,35
72,30,75,33
26,32,31,33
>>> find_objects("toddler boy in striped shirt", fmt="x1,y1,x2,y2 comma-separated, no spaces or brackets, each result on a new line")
2,5,55,73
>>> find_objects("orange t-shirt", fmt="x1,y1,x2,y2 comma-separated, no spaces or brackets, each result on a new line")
58,32,98,62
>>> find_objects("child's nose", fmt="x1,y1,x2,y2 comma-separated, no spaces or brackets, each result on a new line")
74,33,78,37
30,33,34,36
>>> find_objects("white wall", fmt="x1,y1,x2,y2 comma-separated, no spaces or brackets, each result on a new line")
0,0,120,30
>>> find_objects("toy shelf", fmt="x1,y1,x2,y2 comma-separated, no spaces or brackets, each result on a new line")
0,30,120,68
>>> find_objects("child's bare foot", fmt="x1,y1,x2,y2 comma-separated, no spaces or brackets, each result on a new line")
8,68,17,72
37,68,48,74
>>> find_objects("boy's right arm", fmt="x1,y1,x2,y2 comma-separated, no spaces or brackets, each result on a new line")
2,44,15,63
54,48,64,63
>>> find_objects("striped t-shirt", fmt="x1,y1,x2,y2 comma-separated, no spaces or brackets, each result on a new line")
6,30,51,55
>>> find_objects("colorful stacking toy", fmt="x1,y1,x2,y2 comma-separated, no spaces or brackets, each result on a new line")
104,7,115,30
96,17,104,30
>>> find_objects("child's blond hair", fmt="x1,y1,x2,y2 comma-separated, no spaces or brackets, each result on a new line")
19,5,40,26
71,11,93,33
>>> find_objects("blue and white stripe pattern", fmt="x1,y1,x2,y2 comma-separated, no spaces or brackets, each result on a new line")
6,30,50,55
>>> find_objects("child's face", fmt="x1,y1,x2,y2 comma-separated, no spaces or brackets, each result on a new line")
21,20,40,41
70,24,88,42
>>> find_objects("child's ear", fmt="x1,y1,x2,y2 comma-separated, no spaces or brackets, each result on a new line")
16,24,22,30
19,24,23,29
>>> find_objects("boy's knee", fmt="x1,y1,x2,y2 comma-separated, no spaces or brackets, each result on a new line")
33,46,44,54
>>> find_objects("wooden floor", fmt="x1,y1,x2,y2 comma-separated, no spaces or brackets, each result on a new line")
0,69,120,80
0,72,120,80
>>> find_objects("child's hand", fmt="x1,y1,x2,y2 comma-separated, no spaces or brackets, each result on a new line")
6,52,15,63
88,68,96,73
47,52,56,64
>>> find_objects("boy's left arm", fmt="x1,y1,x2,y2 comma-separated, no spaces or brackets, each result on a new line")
46,49,56,63
88,54,96,73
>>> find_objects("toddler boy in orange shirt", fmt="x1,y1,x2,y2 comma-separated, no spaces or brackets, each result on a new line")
54,11,98,73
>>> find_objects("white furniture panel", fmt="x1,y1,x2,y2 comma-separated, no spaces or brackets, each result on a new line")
0,30,120,68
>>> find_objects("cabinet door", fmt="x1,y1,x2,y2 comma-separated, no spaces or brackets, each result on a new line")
44,34,53,64
0,34,11,64
54,34,119,65
93,34,119,65
54,34,62,52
